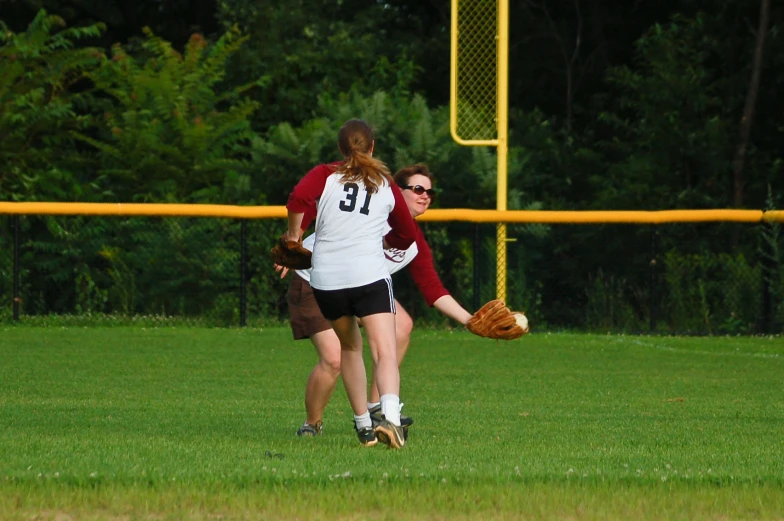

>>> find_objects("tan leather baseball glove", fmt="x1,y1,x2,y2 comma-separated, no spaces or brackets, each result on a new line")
466,299,529,340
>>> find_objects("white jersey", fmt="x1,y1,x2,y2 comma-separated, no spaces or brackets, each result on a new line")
296,225,419,283
308,173,400,290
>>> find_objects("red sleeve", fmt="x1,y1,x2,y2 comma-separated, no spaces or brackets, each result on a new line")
286,164,333,214
407,223,450,306
384,184,417,250
296,161,343,231
301,204,317,232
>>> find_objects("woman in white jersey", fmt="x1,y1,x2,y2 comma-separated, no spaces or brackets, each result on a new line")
280,164,474,441
283,119,416,449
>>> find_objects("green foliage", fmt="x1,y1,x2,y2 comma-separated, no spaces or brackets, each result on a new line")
661,250,761,334
584,269,646,333
74,269,109,314
506,238,546,327
98,246,136,314
0,218,11,321
251,89,540,211
508,108,605,210
80,26,260,202
2,3,783,333
0,10,105,201
22,216,107,313
448,234,478,310
597,13,734,210
15,216,255,326
216,0,429,130
760,189,784,331
245,220,292,321
110,217,242,320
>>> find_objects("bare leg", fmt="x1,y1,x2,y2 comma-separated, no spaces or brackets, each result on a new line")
361,312,399,399
330,315,368,415
369,300,412,403
304,329,341,426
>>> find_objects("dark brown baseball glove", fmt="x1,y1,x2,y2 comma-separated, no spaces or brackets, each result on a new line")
270,235,312,270
466,299,528,340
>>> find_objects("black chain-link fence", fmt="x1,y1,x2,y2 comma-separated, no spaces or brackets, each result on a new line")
2,215,782,333
0,215,289,326
398,221,784,335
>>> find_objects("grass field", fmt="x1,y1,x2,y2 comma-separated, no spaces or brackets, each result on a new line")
0,326,782,520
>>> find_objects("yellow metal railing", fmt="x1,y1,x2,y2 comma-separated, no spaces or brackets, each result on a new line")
1,203,782,223
0,202,283,218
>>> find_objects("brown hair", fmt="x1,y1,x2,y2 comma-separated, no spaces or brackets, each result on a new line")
393,163,434,188
335,119,390,194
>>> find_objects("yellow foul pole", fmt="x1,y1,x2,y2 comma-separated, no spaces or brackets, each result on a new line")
496,0,509,301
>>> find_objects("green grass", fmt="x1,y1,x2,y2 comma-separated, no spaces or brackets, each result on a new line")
0,327,782,519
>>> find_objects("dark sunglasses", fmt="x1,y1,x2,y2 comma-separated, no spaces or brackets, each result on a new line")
401,184,437,199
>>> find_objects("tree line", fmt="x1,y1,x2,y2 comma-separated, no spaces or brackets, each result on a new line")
1,0,782,332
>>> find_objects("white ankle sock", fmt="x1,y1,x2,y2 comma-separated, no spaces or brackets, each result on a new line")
354,411,372,430
367,401,381,410
380,394,401,426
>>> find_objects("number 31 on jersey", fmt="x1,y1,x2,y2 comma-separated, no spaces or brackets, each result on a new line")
339,182,371,215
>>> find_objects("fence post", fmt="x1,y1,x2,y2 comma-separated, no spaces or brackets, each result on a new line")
649,225,657,333
13,215,20,321
240,220,247,327
473,223,481,311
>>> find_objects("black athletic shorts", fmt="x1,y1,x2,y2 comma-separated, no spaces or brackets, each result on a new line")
311,278,396,321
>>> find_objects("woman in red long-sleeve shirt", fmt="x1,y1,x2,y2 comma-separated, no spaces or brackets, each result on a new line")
281,164,473,441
